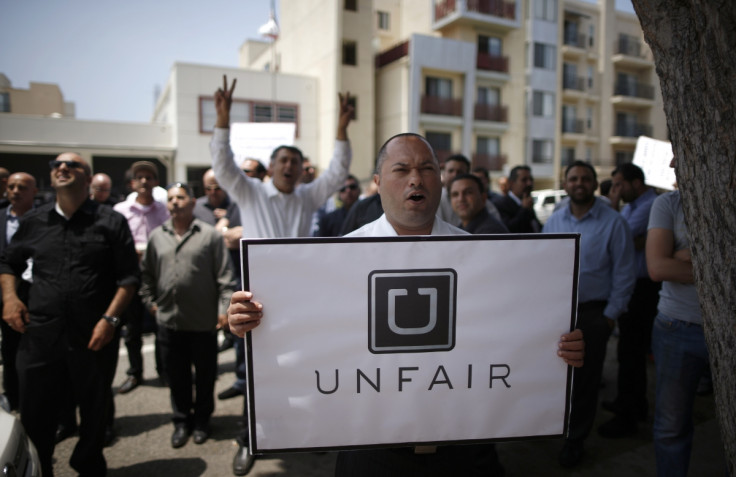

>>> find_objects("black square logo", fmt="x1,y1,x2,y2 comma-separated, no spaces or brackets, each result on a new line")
368,269,457,354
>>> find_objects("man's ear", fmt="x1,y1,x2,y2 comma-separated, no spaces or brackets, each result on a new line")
373,174,380,190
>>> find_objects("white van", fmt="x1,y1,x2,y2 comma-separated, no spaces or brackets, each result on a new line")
532,189,568,225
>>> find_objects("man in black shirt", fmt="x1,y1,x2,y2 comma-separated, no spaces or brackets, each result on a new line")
0,153,140,477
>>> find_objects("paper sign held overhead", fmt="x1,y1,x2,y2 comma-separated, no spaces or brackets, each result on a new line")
230,122,296,166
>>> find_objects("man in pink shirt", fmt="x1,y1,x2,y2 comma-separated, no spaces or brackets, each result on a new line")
114,161,169,395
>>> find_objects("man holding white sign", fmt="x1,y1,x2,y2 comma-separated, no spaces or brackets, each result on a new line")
228,133,585,476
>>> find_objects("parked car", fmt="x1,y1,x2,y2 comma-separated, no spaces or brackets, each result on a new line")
532,189,568,225
0,407,41,477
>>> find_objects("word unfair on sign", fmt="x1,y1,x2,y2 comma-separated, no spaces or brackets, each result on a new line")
242,234,579,453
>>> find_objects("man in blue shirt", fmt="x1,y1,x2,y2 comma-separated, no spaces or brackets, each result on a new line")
599,163,661,438
543,160,636,467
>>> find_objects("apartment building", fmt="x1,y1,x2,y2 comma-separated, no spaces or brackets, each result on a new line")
241,0,666,188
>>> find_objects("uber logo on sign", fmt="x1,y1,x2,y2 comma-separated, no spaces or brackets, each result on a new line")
368,269,457,354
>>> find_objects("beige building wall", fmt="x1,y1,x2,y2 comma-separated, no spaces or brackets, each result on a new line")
0,76,74,118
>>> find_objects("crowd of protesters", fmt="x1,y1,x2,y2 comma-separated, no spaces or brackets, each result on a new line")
0,78,713,477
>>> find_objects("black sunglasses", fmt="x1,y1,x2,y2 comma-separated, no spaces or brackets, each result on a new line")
339,184,359,193
49,160,85,170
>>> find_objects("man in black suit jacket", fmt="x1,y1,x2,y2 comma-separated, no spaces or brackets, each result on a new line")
0,172,37,411
492,165,542,233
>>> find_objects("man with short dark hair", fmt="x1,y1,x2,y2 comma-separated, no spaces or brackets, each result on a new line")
437,154,470,224
240,158,267,180
450,174,508,234
599,162,660,438
315,175,361,237
543,160,636,467
492,165,542,233
0,153,139,476
211,75,354,475
141,183,235,448
228,133,586,476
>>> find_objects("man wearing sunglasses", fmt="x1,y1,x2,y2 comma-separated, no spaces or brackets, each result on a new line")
0,153,139,477
314,175,361,237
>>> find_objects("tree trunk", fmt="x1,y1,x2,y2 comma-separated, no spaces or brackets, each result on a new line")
630,0,736,472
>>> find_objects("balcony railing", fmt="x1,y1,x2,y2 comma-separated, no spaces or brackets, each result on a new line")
435,0,516,22
563,75,586,91
476,52,509,73
472,153,507,171
562,118,585,134
614,123,653,137
614,81,655,100
563,32,588,49
474,103,507,122
616,35,645,58
421,95,463,116
375,40,409,68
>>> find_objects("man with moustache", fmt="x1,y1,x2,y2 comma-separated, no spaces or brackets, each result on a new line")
543,160,635,467
449,174,508,234
0,153,139,476
228,133,585,476
492,165,542,233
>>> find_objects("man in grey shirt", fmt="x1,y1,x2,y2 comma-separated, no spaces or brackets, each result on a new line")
140,183,235,449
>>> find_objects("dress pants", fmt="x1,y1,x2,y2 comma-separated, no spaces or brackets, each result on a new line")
335,443,503,476
0,318,21,409
158,327,217,429
567,301,612,443
614,277,660,418
17,317,118,477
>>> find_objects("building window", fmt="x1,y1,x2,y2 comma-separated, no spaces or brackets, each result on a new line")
533,43,556,69
426,77,452,98
532,91,555,117
477,86,500,106
478,35,503,57
561,147,576,166
0,93,9,113
586,107,593,129
587,65,594,89
562,105,578,132
588,24,595,47
534,0,557,22
198,97,298,135
532,139,554,164
477,136,500,156
344,0,357,11
426,131,452,160
343,40,357,66
377,11,390,30
615,150,634,165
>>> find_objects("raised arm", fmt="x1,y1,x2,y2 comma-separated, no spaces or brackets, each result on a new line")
215,75,237,129
336,92,354,141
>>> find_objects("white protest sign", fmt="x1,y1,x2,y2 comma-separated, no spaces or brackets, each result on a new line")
230,122,296,166
632,136,676,190
243,235,579,453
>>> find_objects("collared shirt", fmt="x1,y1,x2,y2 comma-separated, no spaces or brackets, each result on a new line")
543,198,636,320
114,199,170,248
210,128,351,238
347,214,468,237
620,187,658,278
0,200,140,347
5,210,19,245
193,195,242,228
140,218,235,332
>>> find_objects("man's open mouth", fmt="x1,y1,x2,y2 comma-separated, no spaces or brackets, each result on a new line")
408,193,424,202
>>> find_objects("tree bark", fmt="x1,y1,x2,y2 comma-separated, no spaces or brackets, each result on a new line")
631,0,736,473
